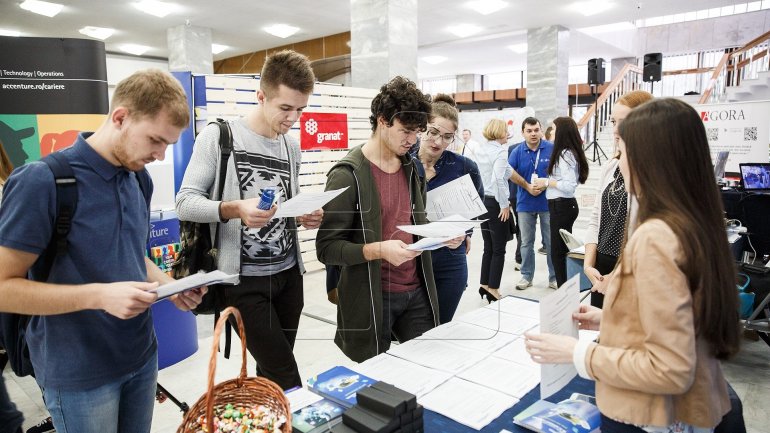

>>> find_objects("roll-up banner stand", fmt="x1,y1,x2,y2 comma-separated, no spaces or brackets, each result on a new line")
0,37,108,167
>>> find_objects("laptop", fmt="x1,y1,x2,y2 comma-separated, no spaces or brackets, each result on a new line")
739,163,770,192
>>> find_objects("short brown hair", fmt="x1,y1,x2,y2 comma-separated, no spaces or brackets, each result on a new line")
483,118,507,141
430,94,458,130
260,50,315,97
110,69,189,128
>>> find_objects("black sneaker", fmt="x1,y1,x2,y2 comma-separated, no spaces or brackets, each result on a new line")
27,417,55,433
537,247,547,255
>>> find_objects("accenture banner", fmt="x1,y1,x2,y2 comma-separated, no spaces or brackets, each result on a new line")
693,100,770,172
300,112,348,150
0,37,108,167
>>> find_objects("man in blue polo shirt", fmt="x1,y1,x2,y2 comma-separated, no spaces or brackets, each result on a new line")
508,117,556,290
0,70,205,433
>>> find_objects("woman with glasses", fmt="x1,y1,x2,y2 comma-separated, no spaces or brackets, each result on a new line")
584,90,652,308
533,117,589,287
412,94,484,323
475,118,513,303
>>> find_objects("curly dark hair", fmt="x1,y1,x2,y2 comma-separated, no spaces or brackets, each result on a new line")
369,76,432,132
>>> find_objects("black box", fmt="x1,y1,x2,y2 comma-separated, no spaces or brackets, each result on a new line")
371,382,417,412
342,406,399,433
356,386,407,418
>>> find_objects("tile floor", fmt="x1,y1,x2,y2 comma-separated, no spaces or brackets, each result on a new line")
5,226,770,432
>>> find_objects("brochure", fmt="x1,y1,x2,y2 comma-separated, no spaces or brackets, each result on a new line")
513,393,600,433
286,387,344,433
307,366,376,408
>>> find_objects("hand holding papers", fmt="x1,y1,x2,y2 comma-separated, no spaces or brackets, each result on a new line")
398,214,482,239
153,270,238,301
425,174,486,221
273,187,348,219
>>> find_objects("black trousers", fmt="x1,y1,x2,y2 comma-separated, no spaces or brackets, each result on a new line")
0,376,23,433
590,251,618,308
548,197,579,286
224,265,304,390
509,198,522,264
480,197,511,288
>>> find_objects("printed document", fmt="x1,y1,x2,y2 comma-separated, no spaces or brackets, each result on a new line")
425,174,486,221
153,270,237,301
397,214,482,239
419,377,518,430
417,321,518,353
356,354,452,397
457,356,540,398
484,295,540,320
538,275,580,399
385,339,487,374
492,337,540,369
406,236,453,251
273,187,348,218
455,307,538,335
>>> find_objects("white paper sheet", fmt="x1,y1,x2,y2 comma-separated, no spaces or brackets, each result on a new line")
455,307,539,335
356,354,452,397
385,339,488,374
483,295,540,320
273,187,348,218
538,275,580,399
153,270,237,301
397,214,483,239
406,236,453,251
417,321,518,353
419,377,519,431
285,387,323,411
457,356,540,398
425,174,486,221
492,338,540,370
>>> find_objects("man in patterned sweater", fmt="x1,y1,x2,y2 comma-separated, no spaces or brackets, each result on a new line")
176,50,323,390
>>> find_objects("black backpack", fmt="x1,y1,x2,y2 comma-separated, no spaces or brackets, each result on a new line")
0,151,151,377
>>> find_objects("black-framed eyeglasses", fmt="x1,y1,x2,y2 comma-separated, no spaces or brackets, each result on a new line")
425,127,456,144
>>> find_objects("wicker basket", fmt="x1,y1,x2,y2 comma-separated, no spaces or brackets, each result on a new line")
177,307,292,433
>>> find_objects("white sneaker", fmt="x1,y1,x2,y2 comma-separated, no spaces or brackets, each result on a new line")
548,280,558,289
516,278,532,290
514,262,521,271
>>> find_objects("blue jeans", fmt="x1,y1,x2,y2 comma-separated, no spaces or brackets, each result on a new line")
431,242,468,324
43,351,158,433
519,211,555,282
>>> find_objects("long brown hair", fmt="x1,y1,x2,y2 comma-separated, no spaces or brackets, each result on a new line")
0,139,13,184
619,98,740,360
548,117,589,184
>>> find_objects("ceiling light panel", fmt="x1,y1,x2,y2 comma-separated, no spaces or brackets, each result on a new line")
0,29,21,37
466,0,508,15
569,0,613,17
263,24,299,38
211,44,228,54
421,56,448,64
133,0,175,18
78,26,115,40
19,0,63,17
449,24,483,38
120,44,151,56
507,43,527,53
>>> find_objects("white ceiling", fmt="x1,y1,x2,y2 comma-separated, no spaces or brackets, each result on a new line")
0,0,747,79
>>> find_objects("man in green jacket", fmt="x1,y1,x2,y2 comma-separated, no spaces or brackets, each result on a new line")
316,76,439,362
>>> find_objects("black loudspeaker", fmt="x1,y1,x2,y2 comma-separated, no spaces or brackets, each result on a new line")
643,52,662,82
587,58,605,85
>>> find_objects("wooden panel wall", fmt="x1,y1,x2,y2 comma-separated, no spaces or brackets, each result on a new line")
214,32,351,74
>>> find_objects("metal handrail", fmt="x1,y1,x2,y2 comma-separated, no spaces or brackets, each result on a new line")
699,29,770,104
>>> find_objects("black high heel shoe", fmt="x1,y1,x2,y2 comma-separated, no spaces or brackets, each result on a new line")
478,287,500,304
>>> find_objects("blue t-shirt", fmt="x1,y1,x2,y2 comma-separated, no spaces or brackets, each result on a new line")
508,139,553,212
0,134,156,390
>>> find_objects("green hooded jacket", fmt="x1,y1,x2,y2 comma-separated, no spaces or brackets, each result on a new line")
315,144,439,362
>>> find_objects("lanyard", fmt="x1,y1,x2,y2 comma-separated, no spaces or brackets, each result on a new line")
531,148,541,172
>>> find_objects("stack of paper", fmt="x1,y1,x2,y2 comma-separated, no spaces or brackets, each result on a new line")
356,354,452,398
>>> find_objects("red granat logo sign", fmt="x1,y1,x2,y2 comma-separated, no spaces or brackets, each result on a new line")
300,112,348,150
701,110,745,122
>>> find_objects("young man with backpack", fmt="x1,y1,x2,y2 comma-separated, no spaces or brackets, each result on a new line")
0,69,205,433
176,50,323,390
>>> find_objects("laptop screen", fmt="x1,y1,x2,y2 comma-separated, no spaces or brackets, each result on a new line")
739,163,770,191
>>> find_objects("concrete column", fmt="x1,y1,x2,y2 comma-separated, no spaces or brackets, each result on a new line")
456,74,482,92
167,24,213,74
350,0,418,88
611,57,637,80
526,25,569,127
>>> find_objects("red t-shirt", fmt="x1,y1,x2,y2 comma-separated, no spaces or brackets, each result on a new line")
370,162,420,293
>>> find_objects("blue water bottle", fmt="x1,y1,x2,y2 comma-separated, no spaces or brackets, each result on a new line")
257,187,275,210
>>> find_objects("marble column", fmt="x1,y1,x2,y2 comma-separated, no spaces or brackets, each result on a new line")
526,26,569,128
167,24,213,74
456,74,482,92
350,0,418,89
611,57,637,80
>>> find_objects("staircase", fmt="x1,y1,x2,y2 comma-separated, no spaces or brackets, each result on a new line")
725,70,770,101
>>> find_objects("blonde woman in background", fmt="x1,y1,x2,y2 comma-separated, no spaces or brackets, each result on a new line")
476,118,512,302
